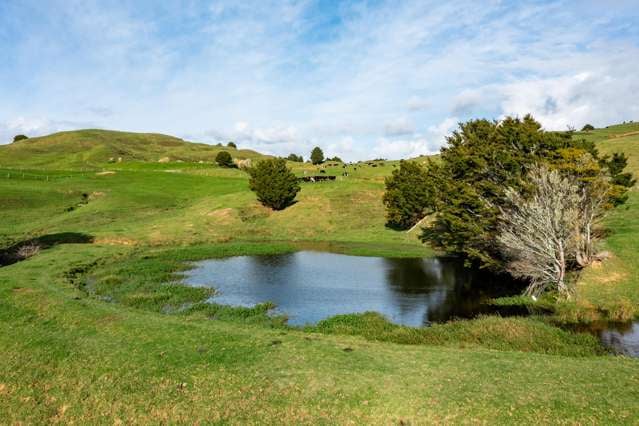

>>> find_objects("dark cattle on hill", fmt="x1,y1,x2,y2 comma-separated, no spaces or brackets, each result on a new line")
299,175,336,182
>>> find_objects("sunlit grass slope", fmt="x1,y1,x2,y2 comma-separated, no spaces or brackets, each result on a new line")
0,130,427,254
573,122,639,320
0,129,266,169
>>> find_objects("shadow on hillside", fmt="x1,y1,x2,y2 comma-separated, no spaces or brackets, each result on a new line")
0,232,94,267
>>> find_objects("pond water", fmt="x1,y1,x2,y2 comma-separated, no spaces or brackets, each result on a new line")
184,251,639,356
184,251,524,327
578,321,639,357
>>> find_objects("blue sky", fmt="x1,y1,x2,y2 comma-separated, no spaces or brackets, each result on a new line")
1,0,638,160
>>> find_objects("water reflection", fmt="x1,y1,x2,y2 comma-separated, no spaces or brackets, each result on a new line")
575,321,639,357
184,251,523,326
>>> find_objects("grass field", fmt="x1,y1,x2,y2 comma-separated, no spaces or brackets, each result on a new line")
1,125,638,423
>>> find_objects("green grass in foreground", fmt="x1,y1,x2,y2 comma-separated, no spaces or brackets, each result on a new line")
1,244,638,423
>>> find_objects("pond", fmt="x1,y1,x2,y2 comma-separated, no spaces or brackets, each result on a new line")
184,251,639,356
184,251,524,327
577,321,639,357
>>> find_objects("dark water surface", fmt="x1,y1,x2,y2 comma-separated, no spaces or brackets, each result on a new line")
184,251,639,356
184,251,523,327
578,321,639,357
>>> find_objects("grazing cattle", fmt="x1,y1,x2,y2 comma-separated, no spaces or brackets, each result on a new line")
299,175,336,182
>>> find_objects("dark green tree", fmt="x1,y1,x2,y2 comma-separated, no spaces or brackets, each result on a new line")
383,160,437,229
13,134,28,142
599,152,636,205
418,115,618,269
286,153,304,162
215,151,234,168
581,124,595,131
327,156,343,163
310,147,324,165
227,141,237,148
248,158,300,210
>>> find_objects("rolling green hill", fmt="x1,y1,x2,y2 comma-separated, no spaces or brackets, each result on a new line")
0,129,267,169
0,123,638,423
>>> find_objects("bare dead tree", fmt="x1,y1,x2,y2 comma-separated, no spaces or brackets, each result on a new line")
498,166,583,297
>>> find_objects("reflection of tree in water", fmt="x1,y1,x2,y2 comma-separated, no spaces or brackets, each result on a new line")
594,322,639,357
251,253,296,268
383,257,522,325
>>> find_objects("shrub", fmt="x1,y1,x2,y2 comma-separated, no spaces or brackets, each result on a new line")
383,160,436,229
286,153,304,162
310,146,324,165
215,151,234,168
248,158,300,210
13,134,28,142
227,141,237,148
581,124,595,131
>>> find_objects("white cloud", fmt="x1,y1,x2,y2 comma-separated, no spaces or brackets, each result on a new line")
1,1,638,158
384,117,414,137
0,117,95,144
497,67,639,130
406,96,431,111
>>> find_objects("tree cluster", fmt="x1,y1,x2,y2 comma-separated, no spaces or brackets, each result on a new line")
286,153,304,162
383,115,634,295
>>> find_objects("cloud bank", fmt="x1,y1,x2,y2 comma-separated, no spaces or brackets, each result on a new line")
1,1,638,160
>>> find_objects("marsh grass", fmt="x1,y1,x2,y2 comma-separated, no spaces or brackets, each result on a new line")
310,312,606,357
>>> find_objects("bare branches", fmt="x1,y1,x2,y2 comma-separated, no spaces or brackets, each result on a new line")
498,166,582,297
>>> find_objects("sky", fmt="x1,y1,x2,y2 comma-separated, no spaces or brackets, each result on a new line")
1,0,638,160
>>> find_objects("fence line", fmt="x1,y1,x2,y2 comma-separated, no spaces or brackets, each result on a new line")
0,169,88,181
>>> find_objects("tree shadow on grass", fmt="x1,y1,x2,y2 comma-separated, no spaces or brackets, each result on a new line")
0,232,94,267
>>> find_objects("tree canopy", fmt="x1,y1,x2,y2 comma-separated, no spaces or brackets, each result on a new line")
384,115,634,273
215,151,234,168
227,141,237,148
286,153,304,162
248,158,300,210
13,134,28,142
310,147,324,165
383,160,436,229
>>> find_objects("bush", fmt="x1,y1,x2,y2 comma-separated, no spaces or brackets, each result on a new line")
310,146,324,165
13,134,28,142
248,158,300,210
581,124,595,131
215,151,234,168
383,160,436,229
286,153,304,162
227,141,237,148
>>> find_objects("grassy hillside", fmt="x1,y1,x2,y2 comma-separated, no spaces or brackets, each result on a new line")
0,124,638,422
572,122,639,320
0,129,266,169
